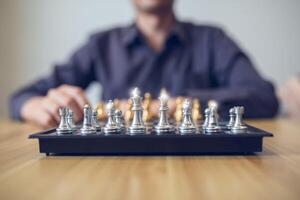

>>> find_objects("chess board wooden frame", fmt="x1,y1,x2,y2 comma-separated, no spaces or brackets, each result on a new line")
29,123,273,156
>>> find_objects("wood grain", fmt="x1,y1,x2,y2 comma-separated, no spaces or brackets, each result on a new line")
0,118,300,200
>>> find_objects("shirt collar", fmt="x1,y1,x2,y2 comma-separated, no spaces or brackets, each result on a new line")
121,19,187,47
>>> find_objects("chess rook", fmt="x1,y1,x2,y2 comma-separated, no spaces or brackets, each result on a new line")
115,109,126,132
155,92,174,134
179,99,196,134
92,109,102,132
204,107,221,133
129,88,146,134
67,109,77,130
56,107,73,135
80,105,96,135
231,106,247,133
103,100,120,134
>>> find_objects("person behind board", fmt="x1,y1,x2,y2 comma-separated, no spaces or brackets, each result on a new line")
10,0,279,128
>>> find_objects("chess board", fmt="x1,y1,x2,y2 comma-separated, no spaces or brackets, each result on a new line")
29,122,273,156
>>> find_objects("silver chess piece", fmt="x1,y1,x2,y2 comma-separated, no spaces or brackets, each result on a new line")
208,99,219,110
129,88,146,135
202,108,210,129
67,109,77,130
115,109,126,132
204,107,221,133
155,92,174,134
56,107,73,135
179,99,196,134
92,109,102,132
227,107,235,128
80,105,96,135
103,100,120,134
231,106,247,133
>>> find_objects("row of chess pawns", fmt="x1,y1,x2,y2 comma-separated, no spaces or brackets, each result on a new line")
56,98,247,135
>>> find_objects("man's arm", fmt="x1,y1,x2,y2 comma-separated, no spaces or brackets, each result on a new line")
9,37,96,127
186,28,279,119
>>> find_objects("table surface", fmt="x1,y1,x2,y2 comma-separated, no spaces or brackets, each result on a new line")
0,119,299,200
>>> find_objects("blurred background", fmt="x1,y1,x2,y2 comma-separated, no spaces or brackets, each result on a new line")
0,0,299,118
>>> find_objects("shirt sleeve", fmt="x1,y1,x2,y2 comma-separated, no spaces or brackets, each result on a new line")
9,37,97,121
185,28,279,119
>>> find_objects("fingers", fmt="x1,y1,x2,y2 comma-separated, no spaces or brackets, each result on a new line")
21,85,89,128
285,79,300,108
279,78,300,117
21,97,58,128
47,88,83,122
41,98,61,123
288,78,300,107
35,109,58,128
59,85,89,108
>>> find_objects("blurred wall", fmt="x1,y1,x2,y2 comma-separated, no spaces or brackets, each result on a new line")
0,0,300,117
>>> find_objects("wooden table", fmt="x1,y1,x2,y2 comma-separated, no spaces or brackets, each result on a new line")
0,119,299,200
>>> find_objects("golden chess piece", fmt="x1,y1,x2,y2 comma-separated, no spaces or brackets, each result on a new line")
96,101,107,121
124,99,133,124
142,92,152,122
192,98,202,122
174,96,184,124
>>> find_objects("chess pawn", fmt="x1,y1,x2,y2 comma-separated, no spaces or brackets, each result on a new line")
92,109,102,132
115,109,126,132
103,100,120,134
192,99,202,122
155,92,174,134
96,101,107,121
142,92,152,123
231,106,247,133
80,105,96,135
129,87,146,134
202,108,210,129
174,96,184,124
227,107,236,128
56,107,73,135
67,109,77,130
179,99,196,134
204,107,221,133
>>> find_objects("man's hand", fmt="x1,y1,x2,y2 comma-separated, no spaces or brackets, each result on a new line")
278,76,300,118
21,85,89,128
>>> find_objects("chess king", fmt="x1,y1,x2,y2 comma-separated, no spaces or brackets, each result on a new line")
10,0,279,128
129,88,146,134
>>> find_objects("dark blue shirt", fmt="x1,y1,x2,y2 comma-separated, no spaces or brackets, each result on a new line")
9,21,279,120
